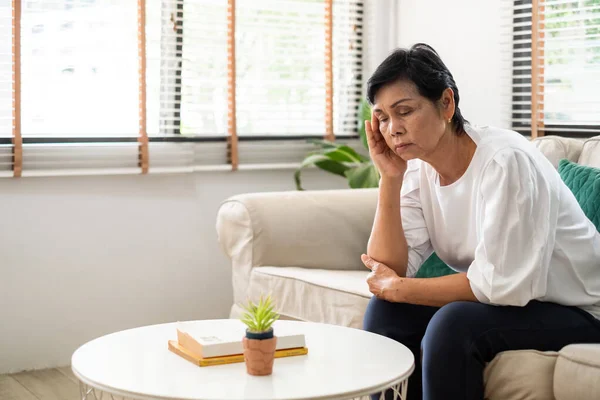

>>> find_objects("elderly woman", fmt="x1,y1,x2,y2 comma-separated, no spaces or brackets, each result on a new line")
362,43,600,400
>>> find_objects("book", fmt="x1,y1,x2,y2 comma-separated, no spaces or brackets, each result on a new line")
176,321,306,358
168,340,309,367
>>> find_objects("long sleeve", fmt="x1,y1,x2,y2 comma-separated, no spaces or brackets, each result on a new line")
401,160,434,278
467,149,558,306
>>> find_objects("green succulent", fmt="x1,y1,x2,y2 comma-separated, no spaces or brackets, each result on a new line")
240,295,280,333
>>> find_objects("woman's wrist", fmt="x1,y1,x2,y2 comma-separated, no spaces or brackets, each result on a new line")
379,175,404,189
390,276,409,303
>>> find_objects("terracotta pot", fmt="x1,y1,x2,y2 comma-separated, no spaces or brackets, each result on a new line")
243,332,277,376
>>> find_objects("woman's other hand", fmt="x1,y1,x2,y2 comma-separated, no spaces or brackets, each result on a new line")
365,113,407,181
361,254,404,302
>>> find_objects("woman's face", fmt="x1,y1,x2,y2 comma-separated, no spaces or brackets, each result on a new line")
372,79,455,161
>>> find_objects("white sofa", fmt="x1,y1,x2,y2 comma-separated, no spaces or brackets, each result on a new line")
216,135,600,400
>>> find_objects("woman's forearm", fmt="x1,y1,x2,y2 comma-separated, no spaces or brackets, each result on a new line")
392,273,478,307
367,178,409,277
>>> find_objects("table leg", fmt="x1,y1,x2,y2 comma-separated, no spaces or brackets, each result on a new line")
77,378,409,400
399,379,408,400
79,380,129,400
354,379,409,400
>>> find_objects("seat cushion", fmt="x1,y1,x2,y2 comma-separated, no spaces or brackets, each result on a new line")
247,266,371,328
483,350,558,400
554,344,600,400
558,159,600,230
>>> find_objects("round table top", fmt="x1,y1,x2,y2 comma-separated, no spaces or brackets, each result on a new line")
71,319,414,400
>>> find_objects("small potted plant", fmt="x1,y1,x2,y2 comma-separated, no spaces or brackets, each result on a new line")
239,295,280,376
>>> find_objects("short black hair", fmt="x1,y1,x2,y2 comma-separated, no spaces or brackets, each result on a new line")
367,43,467,135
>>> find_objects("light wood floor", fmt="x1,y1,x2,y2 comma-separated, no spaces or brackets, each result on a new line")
0,367,80,400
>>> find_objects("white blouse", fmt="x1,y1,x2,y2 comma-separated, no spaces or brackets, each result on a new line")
402,124,600,319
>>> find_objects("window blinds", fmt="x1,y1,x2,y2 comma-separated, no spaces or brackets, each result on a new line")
509,0,600,138
146,0,229,137
333,0,363,137
2,0,366,177
236,0,327,138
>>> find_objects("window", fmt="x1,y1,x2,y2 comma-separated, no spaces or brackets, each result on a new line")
20,0,139,137
0,1,11,139
1,0,366,176
146,0,228,137
511,0,600,137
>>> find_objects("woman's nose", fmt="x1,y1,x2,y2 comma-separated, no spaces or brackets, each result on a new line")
389,119,403,136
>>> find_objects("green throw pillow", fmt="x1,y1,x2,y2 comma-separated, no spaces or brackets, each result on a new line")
415,252,456,278
558,159,600,231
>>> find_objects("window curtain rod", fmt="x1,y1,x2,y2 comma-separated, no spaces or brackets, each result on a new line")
138,0,149,173
530,0,545,139
325,0,334,142
227,0,239,171
12,0,22,178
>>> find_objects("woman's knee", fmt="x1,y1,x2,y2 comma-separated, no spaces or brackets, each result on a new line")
363,297,393,334
422,301,483,352
363,297,435,336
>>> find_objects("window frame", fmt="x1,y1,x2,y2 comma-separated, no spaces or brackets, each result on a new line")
511,0,600,138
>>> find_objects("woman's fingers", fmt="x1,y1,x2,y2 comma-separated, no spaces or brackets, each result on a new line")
364,120,375,150
361,254,381,271
365,112,384,153
371,112,381,141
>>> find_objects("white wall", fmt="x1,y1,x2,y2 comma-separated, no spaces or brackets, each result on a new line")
0,169,346,374
393,0,512,128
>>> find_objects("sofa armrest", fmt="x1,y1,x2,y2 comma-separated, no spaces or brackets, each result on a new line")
216,188,377,303
554,343,600,400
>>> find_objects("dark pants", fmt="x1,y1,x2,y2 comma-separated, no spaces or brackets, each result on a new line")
363,298,600,400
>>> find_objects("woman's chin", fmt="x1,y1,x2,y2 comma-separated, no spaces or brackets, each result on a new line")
396,151,416,161
395,145,415,159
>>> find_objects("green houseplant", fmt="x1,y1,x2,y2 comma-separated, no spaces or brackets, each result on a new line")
239,295,280,376
295,99,380,190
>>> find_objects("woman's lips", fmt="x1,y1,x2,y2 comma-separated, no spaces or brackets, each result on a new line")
395,143,412,153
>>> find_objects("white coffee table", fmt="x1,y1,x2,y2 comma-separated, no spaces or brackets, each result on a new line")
72,319,414,400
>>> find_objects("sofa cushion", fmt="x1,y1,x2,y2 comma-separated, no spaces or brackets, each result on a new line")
579,136,600,168
483,350,558,400
247,266,371,329
554,344,600,400
558,159,600,231
532,135,584,168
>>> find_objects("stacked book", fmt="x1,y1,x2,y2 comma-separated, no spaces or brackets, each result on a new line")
168,321,308,367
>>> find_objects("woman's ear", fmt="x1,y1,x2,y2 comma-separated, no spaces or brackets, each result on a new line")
442,88,455,119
